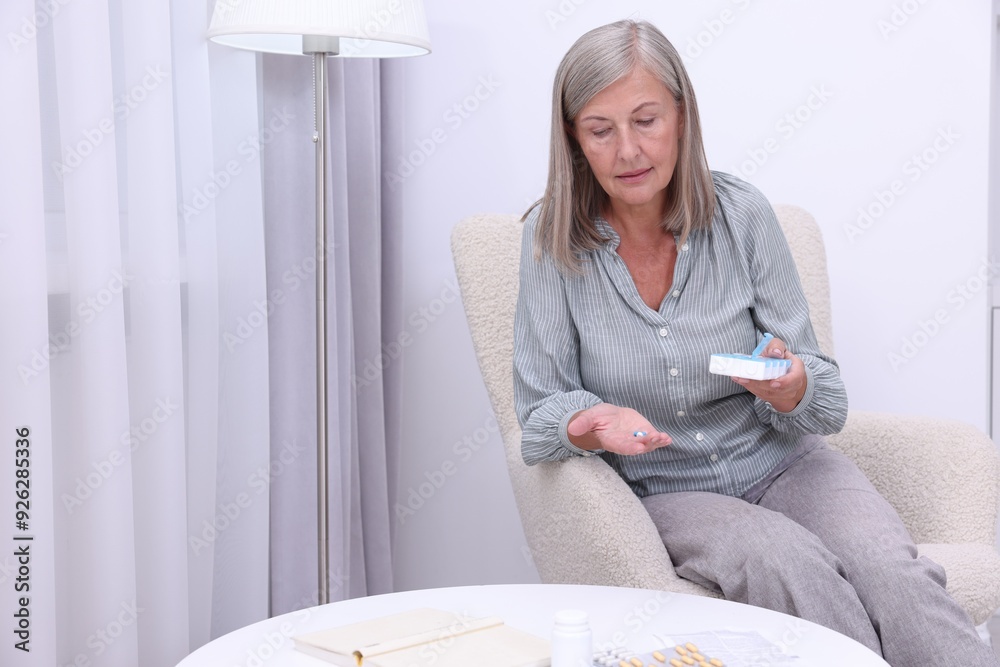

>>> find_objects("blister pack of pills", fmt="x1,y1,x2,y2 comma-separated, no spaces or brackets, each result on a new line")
593,642,725,667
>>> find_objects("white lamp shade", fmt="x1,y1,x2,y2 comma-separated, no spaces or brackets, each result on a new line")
208,0,431,57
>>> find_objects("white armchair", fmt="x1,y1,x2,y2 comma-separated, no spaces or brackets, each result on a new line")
450,205,1000,623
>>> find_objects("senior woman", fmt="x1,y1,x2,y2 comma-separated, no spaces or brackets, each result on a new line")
513,19,997,667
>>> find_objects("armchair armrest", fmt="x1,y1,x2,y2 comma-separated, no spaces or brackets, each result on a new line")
501,425,716,597
825,410,1000,545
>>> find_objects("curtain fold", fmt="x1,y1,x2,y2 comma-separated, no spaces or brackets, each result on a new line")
121,0,190,661
50,2,140,664
0,0,57,664
262,55,402,615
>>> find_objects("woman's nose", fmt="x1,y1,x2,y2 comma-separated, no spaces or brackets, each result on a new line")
617,127,641,160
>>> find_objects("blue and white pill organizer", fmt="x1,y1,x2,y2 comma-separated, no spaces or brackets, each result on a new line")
709,333,792,381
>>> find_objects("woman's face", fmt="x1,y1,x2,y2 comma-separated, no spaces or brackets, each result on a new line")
572,67,683,217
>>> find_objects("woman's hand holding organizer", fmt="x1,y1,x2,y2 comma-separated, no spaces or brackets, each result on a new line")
709,333,791,380
711,334,808,413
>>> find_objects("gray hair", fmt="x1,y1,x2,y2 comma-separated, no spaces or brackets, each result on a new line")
529,19,715,273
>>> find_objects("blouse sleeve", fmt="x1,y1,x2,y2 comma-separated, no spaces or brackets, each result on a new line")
734,181,848,436
513,210,605,464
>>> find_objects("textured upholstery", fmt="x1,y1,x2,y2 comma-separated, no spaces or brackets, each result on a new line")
451,206,1000,624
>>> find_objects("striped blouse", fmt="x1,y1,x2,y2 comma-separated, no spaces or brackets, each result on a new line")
513,171,847,498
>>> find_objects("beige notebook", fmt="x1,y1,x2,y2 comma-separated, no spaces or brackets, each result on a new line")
293,607,551,667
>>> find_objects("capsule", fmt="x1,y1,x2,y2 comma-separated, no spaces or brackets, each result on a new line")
710,660,724,667
669,660,683,667
652,651,667,662
691,654,705,662
631,659,643,667
681,658,695,666
685,643,699,653
675,646,688,656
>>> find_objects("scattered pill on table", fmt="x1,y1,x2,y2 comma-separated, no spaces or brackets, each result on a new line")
685,643,699,653
681,658,695,666
710,660,724,667
691,653,705,662
652,651,667,662
669,660,683,667
675,646,687,656
630,659,643,667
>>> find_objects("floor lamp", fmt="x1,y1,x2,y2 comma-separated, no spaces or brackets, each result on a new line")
207,1,431,605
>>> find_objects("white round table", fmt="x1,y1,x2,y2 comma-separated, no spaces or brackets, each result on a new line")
176,583,888,666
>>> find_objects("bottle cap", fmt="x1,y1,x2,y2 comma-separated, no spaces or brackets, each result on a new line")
554,609,589,630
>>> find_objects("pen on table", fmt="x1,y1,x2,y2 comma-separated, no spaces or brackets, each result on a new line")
751,333,773,358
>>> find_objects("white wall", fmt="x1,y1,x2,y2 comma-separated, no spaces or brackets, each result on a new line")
390,0,994,591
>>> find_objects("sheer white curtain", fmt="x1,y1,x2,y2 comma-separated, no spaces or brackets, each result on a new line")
0,0,271,664
2,0,404,663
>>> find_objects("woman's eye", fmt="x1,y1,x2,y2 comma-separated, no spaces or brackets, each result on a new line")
636,118,655,127
593,128,611,137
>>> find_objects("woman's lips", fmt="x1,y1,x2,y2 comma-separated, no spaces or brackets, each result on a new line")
617,168,651,183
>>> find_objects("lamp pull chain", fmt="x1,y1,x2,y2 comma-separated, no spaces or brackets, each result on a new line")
312,57,319,143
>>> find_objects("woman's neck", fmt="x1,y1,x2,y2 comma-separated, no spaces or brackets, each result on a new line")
605,201,670,245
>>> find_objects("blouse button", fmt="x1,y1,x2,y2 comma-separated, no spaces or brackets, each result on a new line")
676,410,685,417
709,453,719,462
681,243,689,252
672,290,680,298
658,327,668,337
695,432,705,441
669,368,679,377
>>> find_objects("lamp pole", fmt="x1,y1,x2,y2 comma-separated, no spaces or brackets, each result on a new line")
304,34,339,606
208,1,430,608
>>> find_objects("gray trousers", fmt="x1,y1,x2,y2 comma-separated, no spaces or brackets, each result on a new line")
641,440,998,667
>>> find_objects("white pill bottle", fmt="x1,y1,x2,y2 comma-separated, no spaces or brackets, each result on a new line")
551,609,593,667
